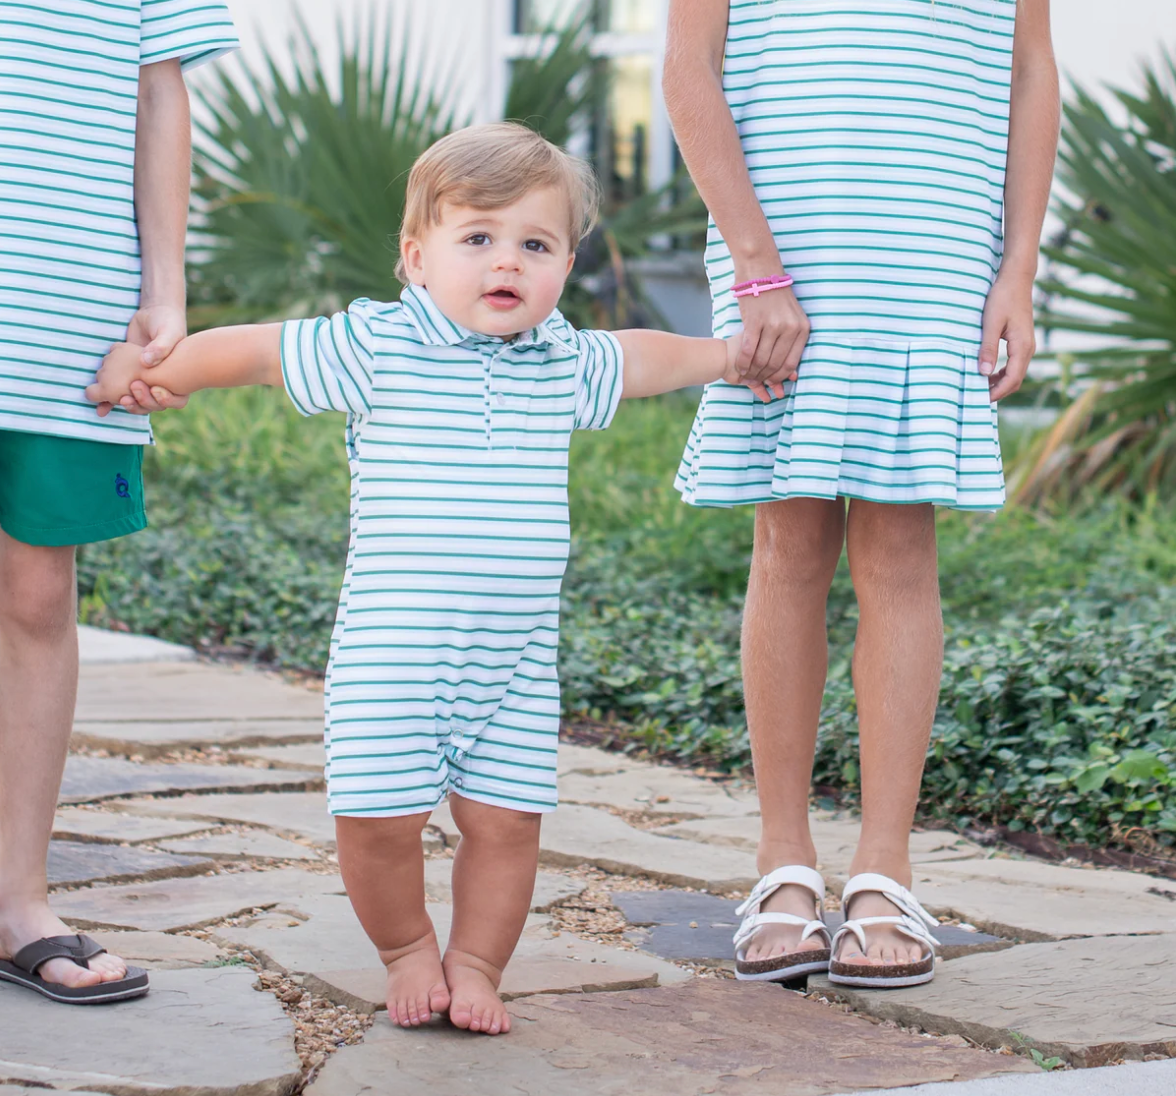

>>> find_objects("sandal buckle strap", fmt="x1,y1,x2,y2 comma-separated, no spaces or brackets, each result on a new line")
12,934,106,976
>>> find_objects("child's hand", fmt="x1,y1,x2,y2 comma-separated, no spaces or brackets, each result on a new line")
723,335,792,402
86,342,145,416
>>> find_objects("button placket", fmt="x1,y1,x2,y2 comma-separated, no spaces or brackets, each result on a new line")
485,346,509,446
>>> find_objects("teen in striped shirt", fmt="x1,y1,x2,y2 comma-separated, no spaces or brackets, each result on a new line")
87,123,773,1035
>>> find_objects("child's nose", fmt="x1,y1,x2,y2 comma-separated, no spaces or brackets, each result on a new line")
491,246,523,272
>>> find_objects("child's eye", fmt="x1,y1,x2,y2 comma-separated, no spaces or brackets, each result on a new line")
524,239,548,253
465,233,490,246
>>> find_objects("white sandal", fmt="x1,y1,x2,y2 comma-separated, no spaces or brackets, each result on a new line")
733,865,831,981
828,872,939,988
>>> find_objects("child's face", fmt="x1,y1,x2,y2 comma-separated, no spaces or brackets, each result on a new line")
401,187,576,338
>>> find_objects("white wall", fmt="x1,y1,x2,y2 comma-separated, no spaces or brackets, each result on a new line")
225,0,1176,110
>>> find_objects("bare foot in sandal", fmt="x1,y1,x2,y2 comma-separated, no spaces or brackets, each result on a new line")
0,904,128,990
740,884,829,962
380,934,450,1028
834,892,925,966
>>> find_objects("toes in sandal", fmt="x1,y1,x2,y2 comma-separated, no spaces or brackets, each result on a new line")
0,934,149,1004
734,865,831,982
828,872,938,988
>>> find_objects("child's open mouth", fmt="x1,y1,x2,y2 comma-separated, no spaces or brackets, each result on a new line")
484,287,522,310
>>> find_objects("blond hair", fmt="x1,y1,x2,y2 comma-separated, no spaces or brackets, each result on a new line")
395,123,600,282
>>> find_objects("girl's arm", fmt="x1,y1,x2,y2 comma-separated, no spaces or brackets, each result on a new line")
663,0,809,389
981,0,1060,401
87,325,283,413
617,329,763,400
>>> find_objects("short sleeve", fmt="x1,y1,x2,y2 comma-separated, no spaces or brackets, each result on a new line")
281,300,378,418
140,0,239,71
572,329,624,432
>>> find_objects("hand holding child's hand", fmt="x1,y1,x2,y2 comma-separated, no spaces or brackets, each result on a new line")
723,335,789,403
86,343,145,416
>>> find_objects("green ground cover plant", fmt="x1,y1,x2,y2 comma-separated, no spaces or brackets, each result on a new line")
78,389,1176,850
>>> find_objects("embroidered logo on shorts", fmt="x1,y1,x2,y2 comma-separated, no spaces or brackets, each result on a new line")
115,474,130,499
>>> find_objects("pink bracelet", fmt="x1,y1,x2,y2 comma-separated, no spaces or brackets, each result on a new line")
733,274,795,298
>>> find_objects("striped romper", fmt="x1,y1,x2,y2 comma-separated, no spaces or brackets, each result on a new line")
676,0,1014,510
281,286,624,817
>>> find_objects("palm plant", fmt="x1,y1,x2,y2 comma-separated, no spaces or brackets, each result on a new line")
187,6,706,332
1011,52,1176,505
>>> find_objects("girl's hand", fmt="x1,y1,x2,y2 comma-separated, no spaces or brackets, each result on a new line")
979,273,1036,402
87,343,144,415
723,335,784,403
734,284,809,391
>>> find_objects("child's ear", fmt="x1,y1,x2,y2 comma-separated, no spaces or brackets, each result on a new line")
401,236,427,286
564,250,576,277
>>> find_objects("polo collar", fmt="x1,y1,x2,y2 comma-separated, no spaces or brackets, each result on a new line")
399,284,576,354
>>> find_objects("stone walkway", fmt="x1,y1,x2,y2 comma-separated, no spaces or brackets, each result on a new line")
1,626,1173,1095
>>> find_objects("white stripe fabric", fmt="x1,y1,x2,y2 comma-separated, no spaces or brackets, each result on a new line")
676,0,1013,511
0,0,238,444
281,287,624,816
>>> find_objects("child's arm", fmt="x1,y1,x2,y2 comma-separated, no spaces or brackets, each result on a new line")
87,324,283,413
980,0,1058,402
615,330,786,402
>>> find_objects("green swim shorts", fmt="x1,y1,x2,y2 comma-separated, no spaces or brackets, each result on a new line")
0,429,146,547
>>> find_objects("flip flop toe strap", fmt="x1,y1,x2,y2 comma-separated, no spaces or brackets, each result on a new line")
11,934,106,976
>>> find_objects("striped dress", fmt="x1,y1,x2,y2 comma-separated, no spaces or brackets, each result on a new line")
676,0,1014,510
281,287,624,817
0,1,238,444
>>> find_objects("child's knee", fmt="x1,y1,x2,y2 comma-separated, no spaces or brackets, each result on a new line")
449,796,542,844
335,811,432,855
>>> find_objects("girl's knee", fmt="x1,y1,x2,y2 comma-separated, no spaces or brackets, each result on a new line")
753,499,845,585
847,502,938,594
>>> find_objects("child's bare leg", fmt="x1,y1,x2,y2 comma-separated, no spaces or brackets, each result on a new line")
841,499,943,966
335,812,449,1026
443,795,541,1035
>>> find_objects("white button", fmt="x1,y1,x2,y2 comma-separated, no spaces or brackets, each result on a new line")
453,777,464,788
496,392,506,406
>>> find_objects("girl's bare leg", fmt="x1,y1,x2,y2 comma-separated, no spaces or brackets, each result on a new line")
335,812,450,1027
741,497,846,962
840,499,943,966
443,795,541,1035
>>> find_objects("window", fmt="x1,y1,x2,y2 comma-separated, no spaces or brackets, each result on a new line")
508,0,669,203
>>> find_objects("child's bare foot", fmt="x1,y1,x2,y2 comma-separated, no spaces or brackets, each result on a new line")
380,935,450,1028
443,951,510,1035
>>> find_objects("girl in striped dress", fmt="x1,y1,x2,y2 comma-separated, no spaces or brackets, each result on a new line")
663,0,1058,986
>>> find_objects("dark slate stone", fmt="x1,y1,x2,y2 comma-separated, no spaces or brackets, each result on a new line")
47,840,213,887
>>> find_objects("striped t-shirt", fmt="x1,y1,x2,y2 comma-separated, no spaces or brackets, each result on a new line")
0,0,238,444
280,286,625,815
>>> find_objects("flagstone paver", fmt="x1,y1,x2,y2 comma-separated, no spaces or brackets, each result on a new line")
306,980,1036,1096
53,807,216,844
229,741,327,770
654,814,983,876
834,1059,1176,1096
48,839,214,886
71,719,326,758
60,755,320,805
53,866,344,932
912,857,1176,939
813,934,1176,1068
158,830,323,862
0,968,300,1096
430,801,760,892
76,660,323,723
559,766,760,818
78,623,196,664
86,929,224,969
121,791,339,847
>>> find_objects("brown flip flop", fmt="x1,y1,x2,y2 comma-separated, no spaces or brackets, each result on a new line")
0,933,149,1004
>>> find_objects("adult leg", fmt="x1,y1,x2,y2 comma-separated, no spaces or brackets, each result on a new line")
335,812,451,1026
741,497,846,962
443,795,541,1035
0,531,126,988
840,499,943,966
